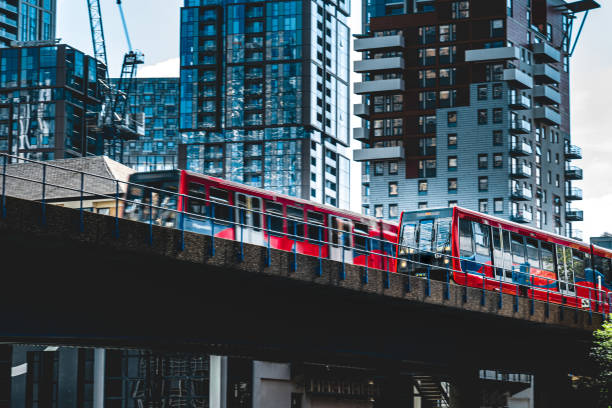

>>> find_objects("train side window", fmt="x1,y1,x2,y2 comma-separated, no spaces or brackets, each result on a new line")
419,219,434,252
265,201,284,235
307,211,325,244
594,256,612,284
540,242,555,272
459,218,474,258
473,222,491,258
572,249,585,281
491,227,503,276
502,231,513,279
187,183,207,216
209,187,232,222
399,222,417,255
237,194,261,229
510,233,525,265
435,217,452,253
526,238,540,269
286,206,305,240
353,222,369,251
331,217,351,247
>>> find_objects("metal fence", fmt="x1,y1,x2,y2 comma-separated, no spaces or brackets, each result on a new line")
1,152,610,320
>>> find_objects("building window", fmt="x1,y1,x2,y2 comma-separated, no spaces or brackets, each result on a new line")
418,49,437,66
418,179,428,193
477,85,488,100
448,200,458,207
439,46,457,64
478,154,488,169
493,130,503,146
492,83,503,99
419,137,436,155
491,19,504,37
479,199,488,213
448,178,458,193
389,204,399,219
448,133,457,148
448,156,458,171
389,161,398,175
494,198,503,213
362,205,370,216
478,176,488,191
507,0,512,17
452,1,470,19
439,68,456,86
389,182,398,196
418,26,437,44
374,162,384,176
374,205,383,218
418,202,428,209
478,109,488,125
447,111,457,127
493,153,503,168
493,108,503,124
418,159,437,178
439,24,456,42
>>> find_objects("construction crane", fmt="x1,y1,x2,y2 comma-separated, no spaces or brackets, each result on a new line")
86,0,144,161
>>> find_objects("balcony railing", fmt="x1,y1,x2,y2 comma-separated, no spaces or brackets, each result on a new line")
569,229,584,241
566,187,583,201
533,106,561,126
353,127,368,142
354,79,405,94
565,165,583,180
508,94,531,110
510,164,532,178
534,64,561,84
533,85,561,105
503,68,533,89
566,209,584,222
511,186,532,201
510,141,532,156
0,1,18,13
354,34,404,52
510,119,531,134
565,145,582,160
531,42,561,63
511,210,533,223
353,103,369,118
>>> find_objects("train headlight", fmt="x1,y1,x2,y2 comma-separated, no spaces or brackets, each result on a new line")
409,248,415,254
444,258,450,264
445,246,451,252
400,260,408,269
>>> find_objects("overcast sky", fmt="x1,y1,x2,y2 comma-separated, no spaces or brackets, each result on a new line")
57,0,611,240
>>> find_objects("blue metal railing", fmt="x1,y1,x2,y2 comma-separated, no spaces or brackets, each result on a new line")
0,152,610,319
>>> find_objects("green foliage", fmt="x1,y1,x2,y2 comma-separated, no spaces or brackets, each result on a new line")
587,316,612,407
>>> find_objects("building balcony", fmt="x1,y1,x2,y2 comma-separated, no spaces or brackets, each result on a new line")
353,146,404,162
0,1,18,14
354,79,405,94
362,174,370,183
465,46,520,62
510,163,532,178
354,57,404,73
354,34,404,52
0,27,16,40
353,127,368,142
510,141,533,156
565,165,583,180
565,144,582,160
566,187,583,201
0,14,17,27
503,68,533,89
509,93,531,110
511,186,533,201
533,85,561,105
534,64,561,84
353,103,369,118
569,229,583,241
509,119,532,134
566,209,584,222
511,210,533,223
531,42,561,63
533,106,561,125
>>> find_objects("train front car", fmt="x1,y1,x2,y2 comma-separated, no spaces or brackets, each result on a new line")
590,245,612,314
397,208,453,280
123,170,181,228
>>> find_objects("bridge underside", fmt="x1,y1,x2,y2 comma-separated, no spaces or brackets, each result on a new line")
0,196,600,374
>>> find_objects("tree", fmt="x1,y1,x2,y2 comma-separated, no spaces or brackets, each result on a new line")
589,317,612,407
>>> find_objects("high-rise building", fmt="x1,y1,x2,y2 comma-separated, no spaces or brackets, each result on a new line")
111,77,180,171
0,42,106,161
354,0,598,238
0,0,56,47
178,0,351,209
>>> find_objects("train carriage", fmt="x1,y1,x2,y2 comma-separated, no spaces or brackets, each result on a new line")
123,170,398,271
398,206,612,313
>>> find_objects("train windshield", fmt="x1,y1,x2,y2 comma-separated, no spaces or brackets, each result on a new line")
399,208,453,256
124,170,180,227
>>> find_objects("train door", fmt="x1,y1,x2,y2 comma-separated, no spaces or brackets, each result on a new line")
492,228,513,283
235,193,263,246
329,216,352,263
556,245,575,295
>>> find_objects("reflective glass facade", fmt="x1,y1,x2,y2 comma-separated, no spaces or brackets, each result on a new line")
179,0,350,208
0,44,105,161
111,77,180,171
0,0,56,48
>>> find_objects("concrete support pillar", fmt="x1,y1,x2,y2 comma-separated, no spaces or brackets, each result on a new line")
533,369,570,408
448,368,480,408
210,355,228,408
57,348,78,408
92,348,106,408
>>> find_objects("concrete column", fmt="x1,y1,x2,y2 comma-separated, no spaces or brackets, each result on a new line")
448,368,480,408
10,346,28,408
210,355,228,408
92,348,106,408
57,348,78,408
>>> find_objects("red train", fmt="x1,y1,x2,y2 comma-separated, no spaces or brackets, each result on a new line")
123,170,398,271
122,169,611,314
398,207,612,313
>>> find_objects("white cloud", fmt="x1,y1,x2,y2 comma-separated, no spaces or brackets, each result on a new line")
138,58,180,78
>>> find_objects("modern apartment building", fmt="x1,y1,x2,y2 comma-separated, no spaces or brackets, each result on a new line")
0,42,107,161
111,77,180,171
0,0,56,47
178,0,351,209
355,0,597,238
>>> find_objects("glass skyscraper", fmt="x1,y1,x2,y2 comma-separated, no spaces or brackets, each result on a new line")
111,77,180,172
0,0,56,47
179,0,351,209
